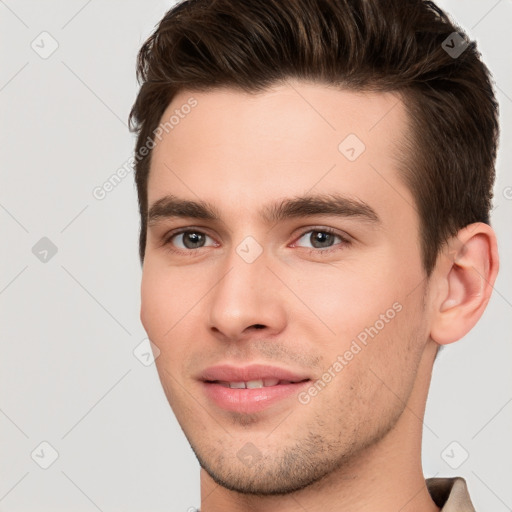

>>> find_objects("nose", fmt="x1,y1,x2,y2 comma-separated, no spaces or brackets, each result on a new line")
207,248,287,341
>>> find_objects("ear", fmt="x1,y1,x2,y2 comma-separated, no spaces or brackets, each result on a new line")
429,222,499,345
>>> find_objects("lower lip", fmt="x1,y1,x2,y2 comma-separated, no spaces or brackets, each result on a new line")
200,381,311,414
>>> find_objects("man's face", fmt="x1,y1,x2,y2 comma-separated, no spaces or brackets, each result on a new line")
141,81,434,494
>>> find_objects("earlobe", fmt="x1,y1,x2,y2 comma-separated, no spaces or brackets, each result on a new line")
430,223,499,345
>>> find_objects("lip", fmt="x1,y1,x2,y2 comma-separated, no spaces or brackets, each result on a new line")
199,363,310,383
200,381,311,413
198,364,311,414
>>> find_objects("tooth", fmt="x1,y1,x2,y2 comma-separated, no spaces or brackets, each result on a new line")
246,379,264,388
263,378,280,387
229,381,246,389
217,381,230,388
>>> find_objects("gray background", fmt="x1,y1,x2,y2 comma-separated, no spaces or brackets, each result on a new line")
0,1,510,510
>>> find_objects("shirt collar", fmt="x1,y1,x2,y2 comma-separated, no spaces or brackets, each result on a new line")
426,477,476,511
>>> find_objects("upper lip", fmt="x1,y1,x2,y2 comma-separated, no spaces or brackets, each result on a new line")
199,364,310,383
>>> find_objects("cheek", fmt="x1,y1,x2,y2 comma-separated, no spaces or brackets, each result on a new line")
289,261,405,342
352,287,428,399
318,295,427,434
140,268,188,384
140,261,220,374
140,266,167,338
140,263,196,340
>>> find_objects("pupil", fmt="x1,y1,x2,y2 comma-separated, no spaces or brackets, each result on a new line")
311,231,333,248
184,232,204,249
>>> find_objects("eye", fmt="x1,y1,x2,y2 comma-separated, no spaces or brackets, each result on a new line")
293,228,349,251
165,229,216,250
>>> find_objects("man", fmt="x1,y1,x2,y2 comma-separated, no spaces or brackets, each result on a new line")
129,0,500,510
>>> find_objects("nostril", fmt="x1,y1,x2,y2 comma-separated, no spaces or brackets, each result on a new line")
252,324,265,329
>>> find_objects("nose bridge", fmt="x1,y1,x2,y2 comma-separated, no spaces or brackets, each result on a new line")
207,240,285,338
214,241,269,310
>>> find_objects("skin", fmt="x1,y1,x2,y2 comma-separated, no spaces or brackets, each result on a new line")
140,80,499,512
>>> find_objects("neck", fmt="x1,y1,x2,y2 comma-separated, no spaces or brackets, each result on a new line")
199,340,440,512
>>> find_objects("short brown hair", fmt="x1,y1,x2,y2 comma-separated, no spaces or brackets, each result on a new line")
129,0,499,275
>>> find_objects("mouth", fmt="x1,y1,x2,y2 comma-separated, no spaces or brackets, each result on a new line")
206,378,309,389
198,364,312,414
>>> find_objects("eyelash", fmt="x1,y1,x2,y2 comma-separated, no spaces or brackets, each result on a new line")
162,226,351,258
292,227,351,256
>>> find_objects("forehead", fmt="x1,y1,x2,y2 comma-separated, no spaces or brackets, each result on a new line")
147,81,414,226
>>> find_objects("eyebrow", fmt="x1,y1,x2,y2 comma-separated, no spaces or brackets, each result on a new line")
147,193,381,226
